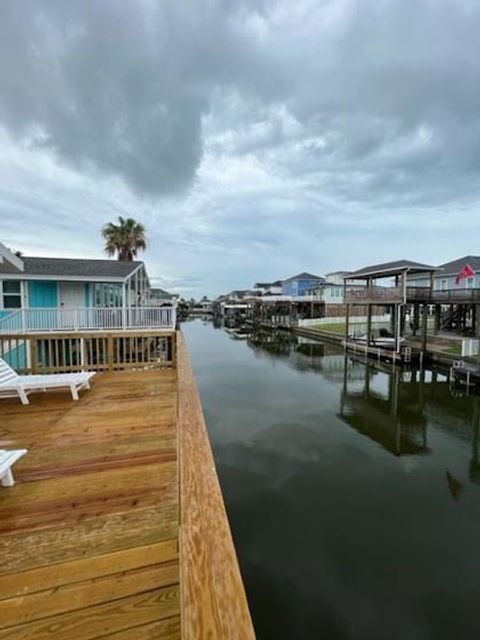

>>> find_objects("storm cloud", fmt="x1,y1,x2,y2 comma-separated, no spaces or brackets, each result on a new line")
1,0,480,295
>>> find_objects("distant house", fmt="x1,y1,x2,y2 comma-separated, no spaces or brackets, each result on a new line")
192,298,213,314
253,280,283,296
150,287,177,306
308,282,344,303
324,271,351,286
281,272,325,297
226,290,253,301
408,255,480,290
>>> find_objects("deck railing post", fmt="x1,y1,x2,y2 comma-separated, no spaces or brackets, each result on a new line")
171,331,177,367
107,335,114,371
30,338,38,374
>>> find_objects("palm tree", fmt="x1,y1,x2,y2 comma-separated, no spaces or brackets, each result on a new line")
102,216,147,261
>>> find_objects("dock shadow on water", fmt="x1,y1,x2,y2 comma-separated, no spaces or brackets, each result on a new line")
183,319,480,640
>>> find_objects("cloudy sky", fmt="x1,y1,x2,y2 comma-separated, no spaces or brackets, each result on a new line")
1,0,480,297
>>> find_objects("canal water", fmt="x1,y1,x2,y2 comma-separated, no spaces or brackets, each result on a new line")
183,319,480,640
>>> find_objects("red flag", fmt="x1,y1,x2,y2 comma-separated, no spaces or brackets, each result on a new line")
455,264,475,284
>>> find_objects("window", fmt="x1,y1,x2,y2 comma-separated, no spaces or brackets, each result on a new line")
2,280,22,309
93,283,122,307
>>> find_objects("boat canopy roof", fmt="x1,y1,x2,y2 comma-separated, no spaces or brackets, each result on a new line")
346,259,441,280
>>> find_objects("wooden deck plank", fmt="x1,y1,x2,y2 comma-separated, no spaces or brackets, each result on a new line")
0,370,180,639
0,586,180,640
177,333,255,639
0,540,178,600
101,617,181,640
1,502,178,574
0,562,179,629
0,344,254,639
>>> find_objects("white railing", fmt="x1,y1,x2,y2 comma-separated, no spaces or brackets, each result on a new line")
0,307,176,334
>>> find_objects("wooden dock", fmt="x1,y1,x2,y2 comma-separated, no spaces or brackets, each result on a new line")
293,326,419,365
0,333,254,639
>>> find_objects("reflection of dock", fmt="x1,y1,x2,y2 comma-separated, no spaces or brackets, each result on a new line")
343,339,419,365
451,360,480,387
339,361,429,456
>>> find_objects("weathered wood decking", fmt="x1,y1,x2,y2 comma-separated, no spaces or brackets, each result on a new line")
0,334,254,639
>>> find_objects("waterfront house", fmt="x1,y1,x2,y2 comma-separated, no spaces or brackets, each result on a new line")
150,287,178,306
281,272,325,297
0,242,175,333
253,280,283,296
407,255,480,290
324,271,351,286
308,282,344,303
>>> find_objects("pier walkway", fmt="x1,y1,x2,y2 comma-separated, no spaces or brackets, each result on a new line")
0,333,254,639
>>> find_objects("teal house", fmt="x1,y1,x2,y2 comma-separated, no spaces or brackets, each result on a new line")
1,243,149,313
0,242,175,334
0,242,175,369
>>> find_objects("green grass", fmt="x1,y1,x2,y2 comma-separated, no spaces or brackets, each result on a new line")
445,344,462,355
310,323,346,333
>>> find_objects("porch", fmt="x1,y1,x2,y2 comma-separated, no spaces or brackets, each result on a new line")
0,306,176,334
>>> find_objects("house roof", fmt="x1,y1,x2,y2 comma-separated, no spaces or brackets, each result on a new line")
229,290,251,297
282,272,325,283
254,280,283,288
0,256,143,280
325,270,351,276
150,287,173,299
0,243,24,273
347,260,440,280
437,255,480,276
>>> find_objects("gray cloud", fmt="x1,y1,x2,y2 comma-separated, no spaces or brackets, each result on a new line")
2,0,480,295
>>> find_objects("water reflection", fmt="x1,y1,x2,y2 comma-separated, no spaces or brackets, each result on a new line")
245,327,480,481
339,362,429,456
184,321,480,640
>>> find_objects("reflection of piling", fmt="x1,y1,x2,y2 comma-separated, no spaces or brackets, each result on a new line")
470,397,480,484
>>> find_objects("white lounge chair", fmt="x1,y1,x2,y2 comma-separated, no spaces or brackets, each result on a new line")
0,358,95,405
0,449,27,487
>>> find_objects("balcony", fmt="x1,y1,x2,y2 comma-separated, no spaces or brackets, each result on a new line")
345,286,404,305
406,287,480,304
0,306,176,334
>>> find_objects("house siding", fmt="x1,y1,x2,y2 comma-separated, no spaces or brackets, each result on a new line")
2,342,27,369
322,286,344,303
408,274,480,290
282,278,324,296
28,281,58,307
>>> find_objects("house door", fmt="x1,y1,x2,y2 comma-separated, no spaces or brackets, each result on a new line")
59,283,84,308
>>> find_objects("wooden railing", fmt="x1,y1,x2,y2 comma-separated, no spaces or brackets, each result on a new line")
0,330,177,374
0,307,176,334
345,286,403,304
177,333,255,639
406,287,480,303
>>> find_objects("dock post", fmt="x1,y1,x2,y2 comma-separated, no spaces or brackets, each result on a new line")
393,303,400,352
345,303,350,343
413,304,419,336
366,303,372,347
390,304,396,335
476,303,480,366
421,303,428,353
434,304,441,335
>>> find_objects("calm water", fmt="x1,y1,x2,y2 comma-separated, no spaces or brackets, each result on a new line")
183,319,480,640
